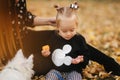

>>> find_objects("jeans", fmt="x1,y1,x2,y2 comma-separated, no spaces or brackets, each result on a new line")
45,69,82,80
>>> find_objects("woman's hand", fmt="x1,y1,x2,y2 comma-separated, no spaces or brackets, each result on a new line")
72,55,84,64
48,17,56,26
34,17,56,26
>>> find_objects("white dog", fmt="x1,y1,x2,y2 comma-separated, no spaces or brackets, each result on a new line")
0,49,34,80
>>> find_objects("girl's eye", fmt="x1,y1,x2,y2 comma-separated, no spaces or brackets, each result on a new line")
62,31,67,33
70,29,75,32
70,30,74,32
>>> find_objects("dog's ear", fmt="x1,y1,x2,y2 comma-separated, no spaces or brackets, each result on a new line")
25,54,34,69
27,54,33,63
6,49,26,67
13,49,25,61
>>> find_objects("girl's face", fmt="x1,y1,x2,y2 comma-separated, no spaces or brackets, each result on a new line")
58,18,78,40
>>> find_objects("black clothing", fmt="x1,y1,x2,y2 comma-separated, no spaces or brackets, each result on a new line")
9,0,35,50
87,44,120,75
25,30,120,76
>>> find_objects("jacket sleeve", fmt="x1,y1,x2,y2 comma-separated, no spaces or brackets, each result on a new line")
25,11,36,27
87,44,120,76
15,0,36,27
77,35,90,69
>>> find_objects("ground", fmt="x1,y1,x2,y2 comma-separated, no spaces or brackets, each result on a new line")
28,0,120,80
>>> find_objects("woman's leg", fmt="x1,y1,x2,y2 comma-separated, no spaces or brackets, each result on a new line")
46,69,64,80
66,71,82,80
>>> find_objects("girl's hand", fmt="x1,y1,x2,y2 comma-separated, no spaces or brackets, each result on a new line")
41,45,50,57
72,55,84,64
41,50,51,57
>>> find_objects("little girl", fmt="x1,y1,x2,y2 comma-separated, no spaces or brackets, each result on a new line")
40,2,120,80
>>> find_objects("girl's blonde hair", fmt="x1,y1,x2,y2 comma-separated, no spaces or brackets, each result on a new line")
55,2,79,27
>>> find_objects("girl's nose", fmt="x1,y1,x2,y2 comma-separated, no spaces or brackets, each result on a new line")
66,32,71,36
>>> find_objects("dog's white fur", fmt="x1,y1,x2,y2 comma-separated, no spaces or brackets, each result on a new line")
0,49,34,80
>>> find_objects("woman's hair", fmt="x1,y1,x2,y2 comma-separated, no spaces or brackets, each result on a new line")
55,2,79,27
0,0,19,63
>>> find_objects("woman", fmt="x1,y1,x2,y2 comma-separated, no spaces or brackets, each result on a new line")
0,0,56,64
